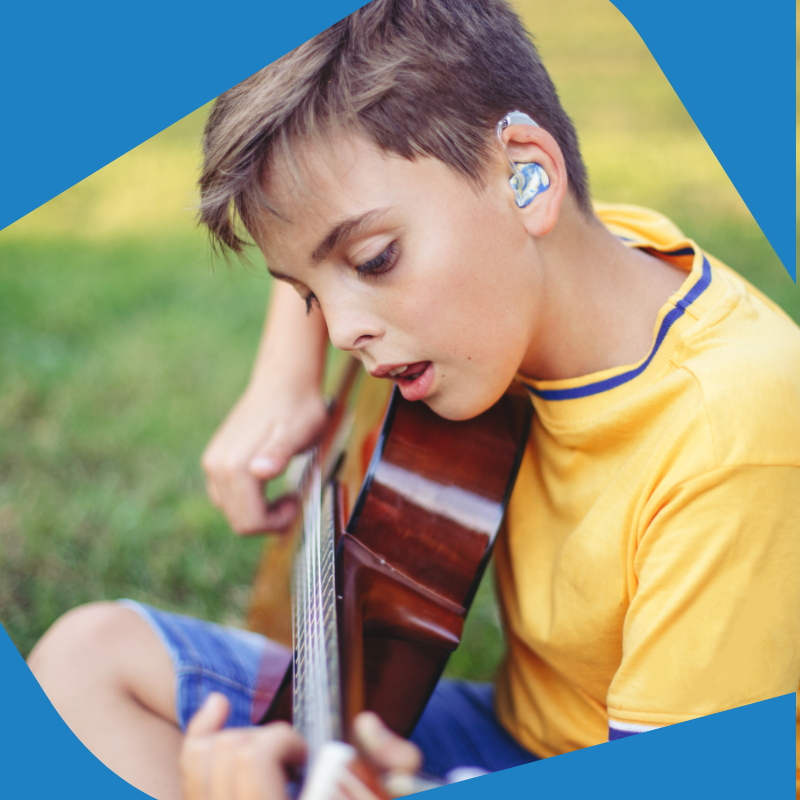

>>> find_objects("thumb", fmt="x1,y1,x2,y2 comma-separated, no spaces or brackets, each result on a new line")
353,712,422,774
185,692,231,738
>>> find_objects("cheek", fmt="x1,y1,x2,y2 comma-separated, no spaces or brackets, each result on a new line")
401,220,533,367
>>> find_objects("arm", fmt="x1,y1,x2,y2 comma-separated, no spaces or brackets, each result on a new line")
202,280,329,534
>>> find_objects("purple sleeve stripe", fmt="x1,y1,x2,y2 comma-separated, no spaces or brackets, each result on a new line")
609,726,641,741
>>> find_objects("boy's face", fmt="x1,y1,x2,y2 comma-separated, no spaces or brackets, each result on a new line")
257,132,545,420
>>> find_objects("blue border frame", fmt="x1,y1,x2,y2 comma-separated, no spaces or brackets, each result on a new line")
0,1,795,796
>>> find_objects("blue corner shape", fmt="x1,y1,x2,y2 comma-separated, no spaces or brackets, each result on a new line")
0,0,369,235
427,693,795,798
0,622,152,798
612,0,796,282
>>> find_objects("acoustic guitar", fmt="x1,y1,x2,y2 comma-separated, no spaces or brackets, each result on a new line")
246,360,531,791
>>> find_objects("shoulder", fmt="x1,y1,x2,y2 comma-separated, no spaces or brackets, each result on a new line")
675,258,800,469
593,202,687,247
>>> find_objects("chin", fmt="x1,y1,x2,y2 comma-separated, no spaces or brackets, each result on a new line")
423,387,502,422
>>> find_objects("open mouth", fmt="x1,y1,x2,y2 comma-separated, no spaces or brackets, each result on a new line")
391,361,429,382
390,361,434,402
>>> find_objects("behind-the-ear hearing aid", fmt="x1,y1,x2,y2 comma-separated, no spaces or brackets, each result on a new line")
496,110,550,208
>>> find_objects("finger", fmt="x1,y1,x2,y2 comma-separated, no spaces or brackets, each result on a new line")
203,436,281,534
181,736,213,800
209,730,244,800
181,716,237,800
203,452,268,534
258,722,307,771
216,469,284,535
206,478,222,509
219,449,300,535
336,772,380,800
262,495,301,532
227,490,300,536
201,395,327,534
234,742,271,800
252,724,308,800
230,473,301,536
186,693,231,738
353,713,422,774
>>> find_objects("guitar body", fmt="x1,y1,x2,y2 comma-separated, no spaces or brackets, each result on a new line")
250,367,532,743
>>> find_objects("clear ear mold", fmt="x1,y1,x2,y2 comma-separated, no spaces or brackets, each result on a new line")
496,110,551,208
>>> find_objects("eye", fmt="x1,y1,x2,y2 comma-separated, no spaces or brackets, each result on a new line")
355,242,399,278
305,292,319,315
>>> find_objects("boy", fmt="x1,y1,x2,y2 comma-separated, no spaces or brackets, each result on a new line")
28,0,800,798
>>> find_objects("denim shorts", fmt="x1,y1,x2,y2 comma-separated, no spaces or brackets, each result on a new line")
121,600,540,777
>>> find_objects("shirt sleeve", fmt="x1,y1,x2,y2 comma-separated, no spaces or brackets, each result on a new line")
606,464,800,738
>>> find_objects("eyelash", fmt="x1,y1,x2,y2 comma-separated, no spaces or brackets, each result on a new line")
304,242,399,315
355,241,399,279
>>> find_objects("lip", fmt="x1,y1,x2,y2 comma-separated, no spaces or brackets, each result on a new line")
369,360,434,402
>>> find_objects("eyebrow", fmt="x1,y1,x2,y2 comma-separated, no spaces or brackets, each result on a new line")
311,208,391,263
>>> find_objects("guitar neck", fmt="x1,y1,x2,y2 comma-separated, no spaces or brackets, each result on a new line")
292,461,342,762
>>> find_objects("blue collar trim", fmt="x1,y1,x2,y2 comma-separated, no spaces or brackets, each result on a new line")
525,253,711,401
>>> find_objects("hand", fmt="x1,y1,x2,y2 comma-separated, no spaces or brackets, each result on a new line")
181,693,307,800
181,696,424,800
201,380,327,535
302,713,424,800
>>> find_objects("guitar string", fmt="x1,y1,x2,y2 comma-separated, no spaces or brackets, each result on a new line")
292,450,341,768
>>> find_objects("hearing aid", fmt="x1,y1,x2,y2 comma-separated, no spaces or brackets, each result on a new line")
496,110,550,208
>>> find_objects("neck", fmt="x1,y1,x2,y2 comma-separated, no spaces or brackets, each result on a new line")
519,198,687,382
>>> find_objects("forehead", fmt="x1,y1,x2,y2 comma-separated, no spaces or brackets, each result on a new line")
253,132,468,263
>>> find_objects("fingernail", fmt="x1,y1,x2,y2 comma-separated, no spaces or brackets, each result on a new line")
250,456,280,473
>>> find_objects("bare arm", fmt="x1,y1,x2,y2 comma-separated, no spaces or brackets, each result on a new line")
202,281,329,534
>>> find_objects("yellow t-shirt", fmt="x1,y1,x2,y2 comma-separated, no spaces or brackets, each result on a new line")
493,204,800,778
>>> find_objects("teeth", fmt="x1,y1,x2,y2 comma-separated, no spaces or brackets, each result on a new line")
388,366,408,377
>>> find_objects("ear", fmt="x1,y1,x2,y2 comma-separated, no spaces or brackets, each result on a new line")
497,122,568,237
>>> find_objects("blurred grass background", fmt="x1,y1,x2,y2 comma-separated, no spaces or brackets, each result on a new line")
1,0,796,680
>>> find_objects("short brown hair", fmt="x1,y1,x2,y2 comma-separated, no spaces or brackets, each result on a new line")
199,0,590,254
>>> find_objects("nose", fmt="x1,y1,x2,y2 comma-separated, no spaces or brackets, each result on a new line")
323,298,383,353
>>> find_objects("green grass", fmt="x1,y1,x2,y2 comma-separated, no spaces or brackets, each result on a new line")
1,0,797,682
0,235,270,655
